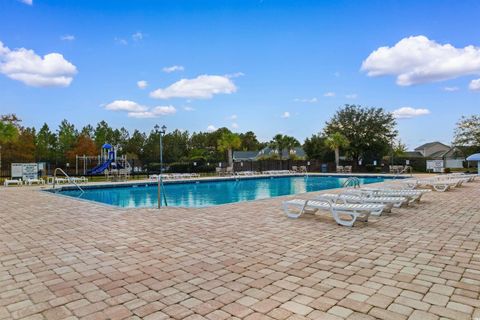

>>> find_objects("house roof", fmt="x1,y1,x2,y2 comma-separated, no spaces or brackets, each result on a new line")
404,151,424,158
232,151,259,160
414,141,450,151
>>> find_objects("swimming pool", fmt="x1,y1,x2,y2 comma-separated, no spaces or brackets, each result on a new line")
53,175,394,208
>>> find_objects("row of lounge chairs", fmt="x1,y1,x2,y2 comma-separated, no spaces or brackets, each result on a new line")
336,166,352,173
283,172,476,227
3,176,89,186
400,173,476,192
149,173,201,181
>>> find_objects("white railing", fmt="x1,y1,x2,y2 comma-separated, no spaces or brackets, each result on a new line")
343,176,361,188
53,168,84,193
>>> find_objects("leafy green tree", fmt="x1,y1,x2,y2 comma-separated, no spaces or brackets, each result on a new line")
94,121,115,148
36,123,57,162
57,120,78,162
303,134,334,161
324,105,397,164
163,129,190,163
217,132,241,167
124,129,146,160
453,115,480,155
239,131,264,150
80,124,95,138
325,132,349,167
0,115,20,170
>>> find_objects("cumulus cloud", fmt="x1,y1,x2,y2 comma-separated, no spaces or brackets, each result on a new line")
281,112,291,118
324,92,336,97
114,37,128,45
137,80,148,89
60,35,75,41
443,86,459,92
162,65,184,73
392,107,431,119
132,32,143,41
362,35,480,86
225,72,245,78
128,106,176,118
104,100,176,118
207,125,217,132
469,79,480,91
150,74,237,99
294,97,318,103
228,114,238,120
183,106,195,111
345,93,358,99
104,100,148,112
231,122,239,129
0,41,77,87
19,0,32,5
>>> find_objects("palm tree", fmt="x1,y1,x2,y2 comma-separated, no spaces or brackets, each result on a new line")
217,132,241,168
0,120,19,171
325,132,349,167
269,134,300,159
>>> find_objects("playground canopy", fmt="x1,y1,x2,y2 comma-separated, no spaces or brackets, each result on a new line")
102,143,112,149
466,153,480,161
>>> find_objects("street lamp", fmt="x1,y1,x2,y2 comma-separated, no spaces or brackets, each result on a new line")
155,124,167,209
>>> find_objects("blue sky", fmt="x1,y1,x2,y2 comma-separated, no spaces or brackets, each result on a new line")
1,0,479,149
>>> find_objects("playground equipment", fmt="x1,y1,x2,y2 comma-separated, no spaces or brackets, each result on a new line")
76,144,131,177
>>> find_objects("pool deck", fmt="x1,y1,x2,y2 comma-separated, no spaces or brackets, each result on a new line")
1,177,479,319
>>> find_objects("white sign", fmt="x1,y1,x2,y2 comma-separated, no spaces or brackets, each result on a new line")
426,160,443,173
11,163,38,180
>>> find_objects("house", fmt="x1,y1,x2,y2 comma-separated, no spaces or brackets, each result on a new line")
407,141,465,169
233,147,306,161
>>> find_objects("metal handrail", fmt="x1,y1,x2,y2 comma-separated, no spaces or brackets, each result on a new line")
53,168,84,193
393,166,413,179
343,176,361,188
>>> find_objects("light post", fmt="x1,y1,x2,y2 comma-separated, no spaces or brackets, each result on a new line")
155,124,167,209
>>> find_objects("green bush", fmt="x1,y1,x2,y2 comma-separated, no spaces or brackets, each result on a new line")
443,167,451,174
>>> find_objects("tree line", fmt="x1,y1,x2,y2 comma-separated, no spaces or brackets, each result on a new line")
2,105,477,171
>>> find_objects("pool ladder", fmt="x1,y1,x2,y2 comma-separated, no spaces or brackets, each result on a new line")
53,168,84,194
343,177,361,188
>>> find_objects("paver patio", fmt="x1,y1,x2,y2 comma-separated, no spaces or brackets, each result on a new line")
0,179,479,319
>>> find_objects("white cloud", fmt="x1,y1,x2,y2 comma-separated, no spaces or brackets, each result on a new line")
228,114,238,120
345,94,358,99
231,122,239,129
469,79,480,91
60,35,75,41
207,125,217,132
104,100,148,112
104,100,176,118
19,0,32,5
137,80,148,89
281,111,291,118
443,86,459,92
128,106,176,118
392,107,431,119
162,65,184,73
183,106,195,111
114,37,128,45
324,92,336,97
0,41,77,87
294,97,318,103
225,72,244,78
132,32,143,41
150,74,237,99
362,35,480,86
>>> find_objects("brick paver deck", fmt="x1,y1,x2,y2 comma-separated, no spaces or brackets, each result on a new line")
1,180,479,319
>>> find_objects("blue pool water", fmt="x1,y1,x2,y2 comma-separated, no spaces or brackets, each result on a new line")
54,175,392,208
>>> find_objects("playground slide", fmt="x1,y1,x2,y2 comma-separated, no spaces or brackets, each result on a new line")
87,159,113,175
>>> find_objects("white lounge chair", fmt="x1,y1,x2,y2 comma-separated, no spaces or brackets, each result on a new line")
317,192,408,214
26,178,44,185
282,197,385,227
361,187,429,204
4,179,22,187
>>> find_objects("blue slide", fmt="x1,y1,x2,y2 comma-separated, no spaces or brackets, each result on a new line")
87,159,113,175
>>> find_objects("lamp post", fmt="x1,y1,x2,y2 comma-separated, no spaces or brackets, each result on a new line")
155,124,167,209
